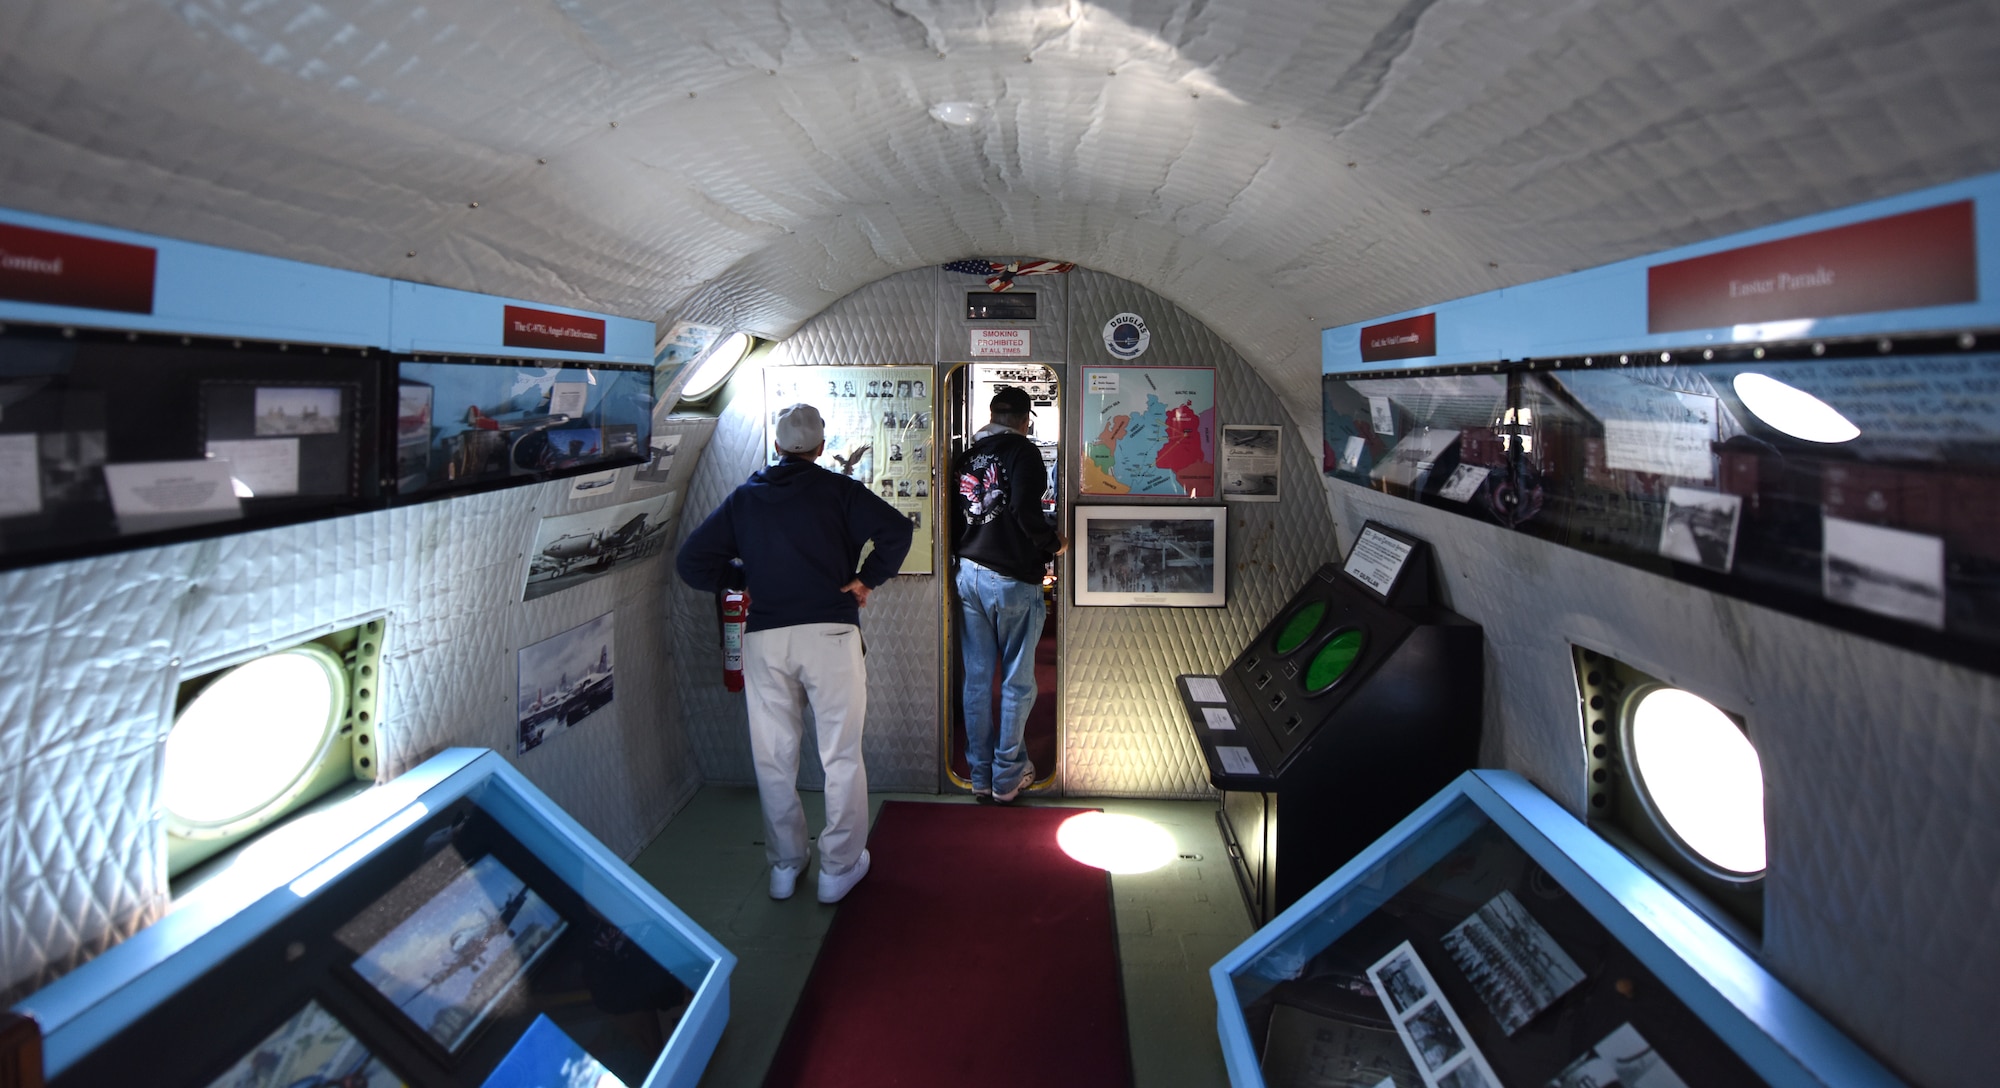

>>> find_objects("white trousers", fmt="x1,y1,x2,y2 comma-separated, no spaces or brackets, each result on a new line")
741,622,869,875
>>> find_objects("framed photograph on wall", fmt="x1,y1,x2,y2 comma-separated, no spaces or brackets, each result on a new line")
1073,504,1227,607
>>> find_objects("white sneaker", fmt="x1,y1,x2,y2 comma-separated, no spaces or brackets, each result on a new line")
769,863,804,900
816,849,871,904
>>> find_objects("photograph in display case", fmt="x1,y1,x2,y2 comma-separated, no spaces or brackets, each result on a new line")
347,853,568,1053
1366,942,1500,1088
254,386,344,436
1258,1002,1418,1088
1822,514,1946,629
1440,891,1585,1035
1656,487,1742,573
1073,505,1226,607
203,1000,401,1088
483,1013,627,1088
1546,1023,1689,1088
397,359,653,496
517,612,616,753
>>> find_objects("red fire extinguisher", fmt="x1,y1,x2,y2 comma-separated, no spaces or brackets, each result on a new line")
721,589,749,693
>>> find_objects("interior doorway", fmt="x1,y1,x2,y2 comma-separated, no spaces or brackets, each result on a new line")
942,362,1062,796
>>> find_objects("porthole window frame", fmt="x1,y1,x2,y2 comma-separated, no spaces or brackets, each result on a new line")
674,331,758,404
163,617,386,882
1617,682,1767,885
1574,644,1765,943
163,642,351,840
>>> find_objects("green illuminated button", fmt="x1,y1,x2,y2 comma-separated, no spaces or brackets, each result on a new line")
1305,629,1365,693
1273,601,1327,655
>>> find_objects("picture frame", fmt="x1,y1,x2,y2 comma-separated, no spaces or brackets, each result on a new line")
1073,504,1227,607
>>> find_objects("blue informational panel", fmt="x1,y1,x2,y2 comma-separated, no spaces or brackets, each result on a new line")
1323,172,2000,375
17,749,733,1088
1212,770,1904,1088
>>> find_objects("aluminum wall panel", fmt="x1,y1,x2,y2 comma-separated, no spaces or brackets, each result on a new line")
0,477,701,1001
1321,477,2000,1087
671,270,944,793
1062,270,1340,798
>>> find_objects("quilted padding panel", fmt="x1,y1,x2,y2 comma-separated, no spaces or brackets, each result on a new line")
1322,478,2000,1088
1061,269,1339,798
0,473,702,1001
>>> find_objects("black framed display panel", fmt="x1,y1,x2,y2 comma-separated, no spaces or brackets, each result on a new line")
0,323,382,572
394,356,654,502
53,793,692,1088
1323,329,2000,676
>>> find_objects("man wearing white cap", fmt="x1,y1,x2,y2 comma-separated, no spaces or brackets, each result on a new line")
678,403,913,903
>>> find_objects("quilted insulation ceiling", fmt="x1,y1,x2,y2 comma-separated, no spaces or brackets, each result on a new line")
4,0,2000,421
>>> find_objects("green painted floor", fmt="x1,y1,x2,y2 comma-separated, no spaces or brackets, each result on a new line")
628,786,1256,1088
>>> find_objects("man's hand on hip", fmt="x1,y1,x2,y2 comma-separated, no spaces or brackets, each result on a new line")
842,578,871,607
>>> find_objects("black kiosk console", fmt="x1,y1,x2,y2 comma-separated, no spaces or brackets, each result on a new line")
1179,522,1482,924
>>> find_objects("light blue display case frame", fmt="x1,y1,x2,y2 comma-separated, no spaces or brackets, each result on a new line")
1210,769,1904,1088
16,748,734,1088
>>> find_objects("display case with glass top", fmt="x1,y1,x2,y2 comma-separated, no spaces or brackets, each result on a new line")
17,748,733,1088
1212,769,1904,1088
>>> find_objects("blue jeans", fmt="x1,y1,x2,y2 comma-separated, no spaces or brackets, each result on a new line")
956,559,1045,793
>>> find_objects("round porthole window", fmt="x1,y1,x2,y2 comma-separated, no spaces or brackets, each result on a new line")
1625,687,1765,877
162,645,351,837
1273,601,1327,655
1304,629,1365,694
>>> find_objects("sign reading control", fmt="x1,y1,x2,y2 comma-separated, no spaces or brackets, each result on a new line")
0,222,157,314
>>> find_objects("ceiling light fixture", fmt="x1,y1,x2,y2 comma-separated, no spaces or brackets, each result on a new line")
928,101,989,127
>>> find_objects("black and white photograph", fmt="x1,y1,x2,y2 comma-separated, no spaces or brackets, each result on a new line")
37,430,108,506
1376,950,1429,1013
1073,505,1227,607
522,493,676,601
1657,486,1743,573
1220,424,1282,502
516,611,615,753
1440,889,1585,1035
1257,1004,1419,1088
633,432,684,485
1403,1004,1465,1071
253,386,343,436
1439,1061,1500,1088
203,1000,401,1088
1822,514,1947,629
350,854,568,1053
1545,1023,1689,1088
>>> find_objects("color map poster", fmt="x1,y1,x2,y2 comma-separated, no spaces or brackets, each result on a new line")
764,366,935,575
1080,366,1216,497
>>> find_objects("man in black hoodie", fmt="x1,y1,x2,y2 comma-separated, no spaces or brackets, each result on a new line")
951,386,1065,804
678,403,913,903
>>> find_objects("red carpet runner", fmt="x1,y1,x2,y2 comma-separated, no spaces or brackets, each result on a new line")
761,801,1132,1088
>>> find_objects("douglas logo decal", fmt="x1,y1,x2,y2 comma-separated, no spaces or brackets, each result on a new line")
1102,312,1150,360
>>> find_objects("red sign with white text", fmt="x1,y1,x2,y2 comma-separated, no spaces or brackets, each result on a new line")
1648,201,1977,333
1359,313,1436,362
503,305,606,353
0,222,156,314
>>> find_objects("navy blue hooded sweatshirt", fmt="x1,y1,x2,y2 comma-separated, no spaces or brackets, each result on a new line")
677,458,914,632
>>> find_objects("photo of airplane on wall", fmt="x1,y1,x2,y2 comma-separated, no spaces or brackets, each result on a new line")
521,492,678,601
517,611,615,753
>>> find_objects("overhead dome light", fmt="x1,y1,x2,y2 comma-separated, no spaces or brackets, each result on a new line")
928,101,989,127
1056,812,1178,874
1628,688,1765,876
1732,372,1860,443
679,331,755,401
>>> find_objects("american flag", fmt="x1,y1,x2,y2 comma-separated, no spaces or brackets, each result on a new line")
941,258,1076,291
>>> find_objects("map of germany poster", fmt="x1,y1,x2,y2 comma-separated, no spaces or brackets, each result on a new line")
1080,366,1216,497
